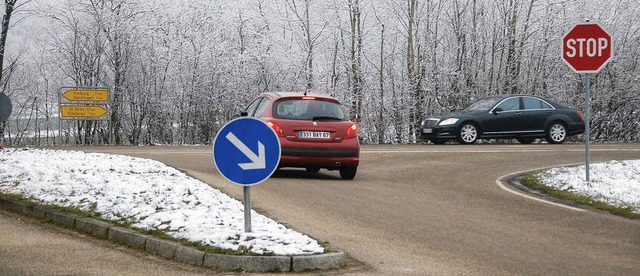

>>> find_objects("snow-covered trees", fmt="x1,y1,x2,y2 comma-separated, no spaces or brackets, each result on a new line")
2,0,639,145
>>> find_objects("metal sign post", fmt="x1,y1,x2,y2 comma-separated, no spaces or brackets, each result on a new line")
212,117,281,233
561,21,612,183
244,186,252,232
584,75,591,182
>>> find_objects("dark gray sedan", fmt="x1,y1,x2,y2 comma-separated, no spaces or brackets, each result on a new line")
419,95,585,144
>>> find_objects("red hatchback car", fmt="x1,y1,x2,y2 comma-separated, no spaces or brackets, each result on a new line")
240,92,360,180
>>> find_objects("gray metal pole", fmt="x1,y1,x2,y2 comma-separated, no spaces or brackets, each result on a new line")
243,186,252,232
584,74,591,183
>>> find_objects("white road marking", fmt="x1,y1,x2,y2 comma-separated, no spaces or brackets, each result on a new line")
495,169,585,212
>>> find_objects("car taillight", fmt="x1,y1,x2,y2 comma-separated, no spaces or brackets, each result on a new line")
266,121,285,137
577,111,585,120
345,123,358,139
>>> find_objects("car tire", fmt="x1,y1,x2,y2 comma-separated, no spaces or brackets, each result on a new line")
306,167,320,173
545,122,567,144
517,137,535,144
457,122,478,144
339,166,357,180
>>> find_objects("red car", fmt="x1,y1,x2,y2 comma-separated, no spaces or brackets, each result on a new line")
240,92,360,180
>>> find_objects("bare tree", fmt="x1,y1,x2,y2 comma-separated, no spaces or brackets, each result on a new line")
0,0,17,142
285,0,327,91
347,0,364,122
4,0,640,145
406,0,424,142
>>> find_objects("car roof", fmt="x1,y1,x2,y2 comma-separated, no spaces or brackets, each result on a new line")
478,94,555,102
492,94,548,99
478,94,564,108
260,92,340,101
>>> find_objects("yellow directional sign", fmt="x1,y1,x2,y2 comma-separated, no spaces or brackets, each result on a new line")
60,105,109,118
62,89,109,102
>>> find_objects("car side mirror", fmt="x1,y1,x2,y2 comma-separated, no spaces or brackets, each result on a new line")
492,108,503,115
231,111,249,120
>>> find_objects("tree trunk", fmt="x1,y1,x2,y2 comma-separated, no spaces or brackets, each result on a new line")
406,0,421,142
0,0,17,144
504,0,519,94
349,0,363,122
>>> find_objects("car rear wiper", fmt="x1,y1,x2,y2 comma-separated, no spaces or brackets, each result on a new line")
311,116,343,121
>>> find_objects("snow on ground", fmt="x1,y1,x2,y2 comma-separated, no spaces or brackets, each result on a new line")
0,148,324,255
536,160,640,213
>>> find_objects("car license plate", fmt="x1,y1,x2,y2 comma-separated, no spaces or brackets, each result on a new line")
299,131,330,139
423,128,433,134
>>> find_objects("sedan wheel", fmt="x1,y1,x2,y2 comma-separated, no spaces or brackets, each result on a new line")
457,123,478,144
545,122,567,144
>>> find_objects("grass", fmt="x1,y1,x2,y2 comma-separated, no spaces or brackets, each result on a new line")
0,193,315,256
520,172,640,220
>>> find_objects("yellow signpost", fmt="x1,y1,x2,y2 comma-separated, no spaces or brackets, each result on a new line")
60,105,109,118
58,87,111,120
62,89,110,103
57,87,112,144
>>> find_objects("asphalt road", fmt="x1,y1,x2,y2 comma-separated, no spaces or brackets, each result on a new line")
0,210,218,275
2,143,640,275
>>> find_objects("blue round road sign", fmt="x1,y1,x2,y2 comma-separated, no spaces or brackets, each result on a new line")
212,117,281,186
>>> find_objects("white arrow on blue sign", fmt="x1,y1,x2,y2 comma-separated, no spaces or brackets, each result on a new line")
212,117,281,186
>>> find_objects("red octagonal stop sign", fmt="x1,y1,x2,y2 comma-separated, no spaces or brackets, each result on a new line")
562,23,612,73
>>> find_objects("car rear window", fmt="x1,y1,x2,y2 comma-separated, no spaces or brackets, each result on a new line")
273,98,347,121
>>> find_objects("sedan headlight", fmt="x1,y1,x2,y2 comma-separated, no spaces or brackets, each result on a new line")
439,118,459,126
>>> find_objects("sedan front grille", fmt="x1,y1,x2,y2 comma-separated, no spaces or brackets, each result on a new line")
424,119,440,128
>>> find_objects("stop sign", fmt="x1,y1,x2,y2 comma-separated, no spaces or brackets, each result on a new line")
562,23,612,73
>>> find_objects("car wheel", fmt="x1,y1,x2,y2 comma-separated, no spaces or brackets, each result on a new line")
457,122,478,144
306,167,320,173
430,138,446,145
545,122,567,144
517,137,535,144
339,166,357,180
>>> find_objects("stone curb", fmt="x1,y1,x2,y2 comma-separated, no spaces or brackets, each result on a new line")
0,196,345,272
293,251,346,272
108,226,148,250
146,237,179,259
77,218,111,239
175,244,205,266
204,253,291,272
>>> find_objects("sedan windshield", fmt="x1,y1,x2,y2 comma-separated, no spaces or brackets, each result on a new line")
464,97,503,111
274,99,347,121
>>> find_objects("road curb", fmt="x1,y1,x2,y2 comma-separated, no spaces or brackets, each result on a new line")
0,195,345,272
146,237,179,259
76,217,111,239
108,226,148,250
203,253,291,272
293,251,346,272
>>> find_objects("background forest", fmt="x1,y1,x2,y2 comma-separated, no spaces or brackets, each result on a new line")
0,0,638,146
